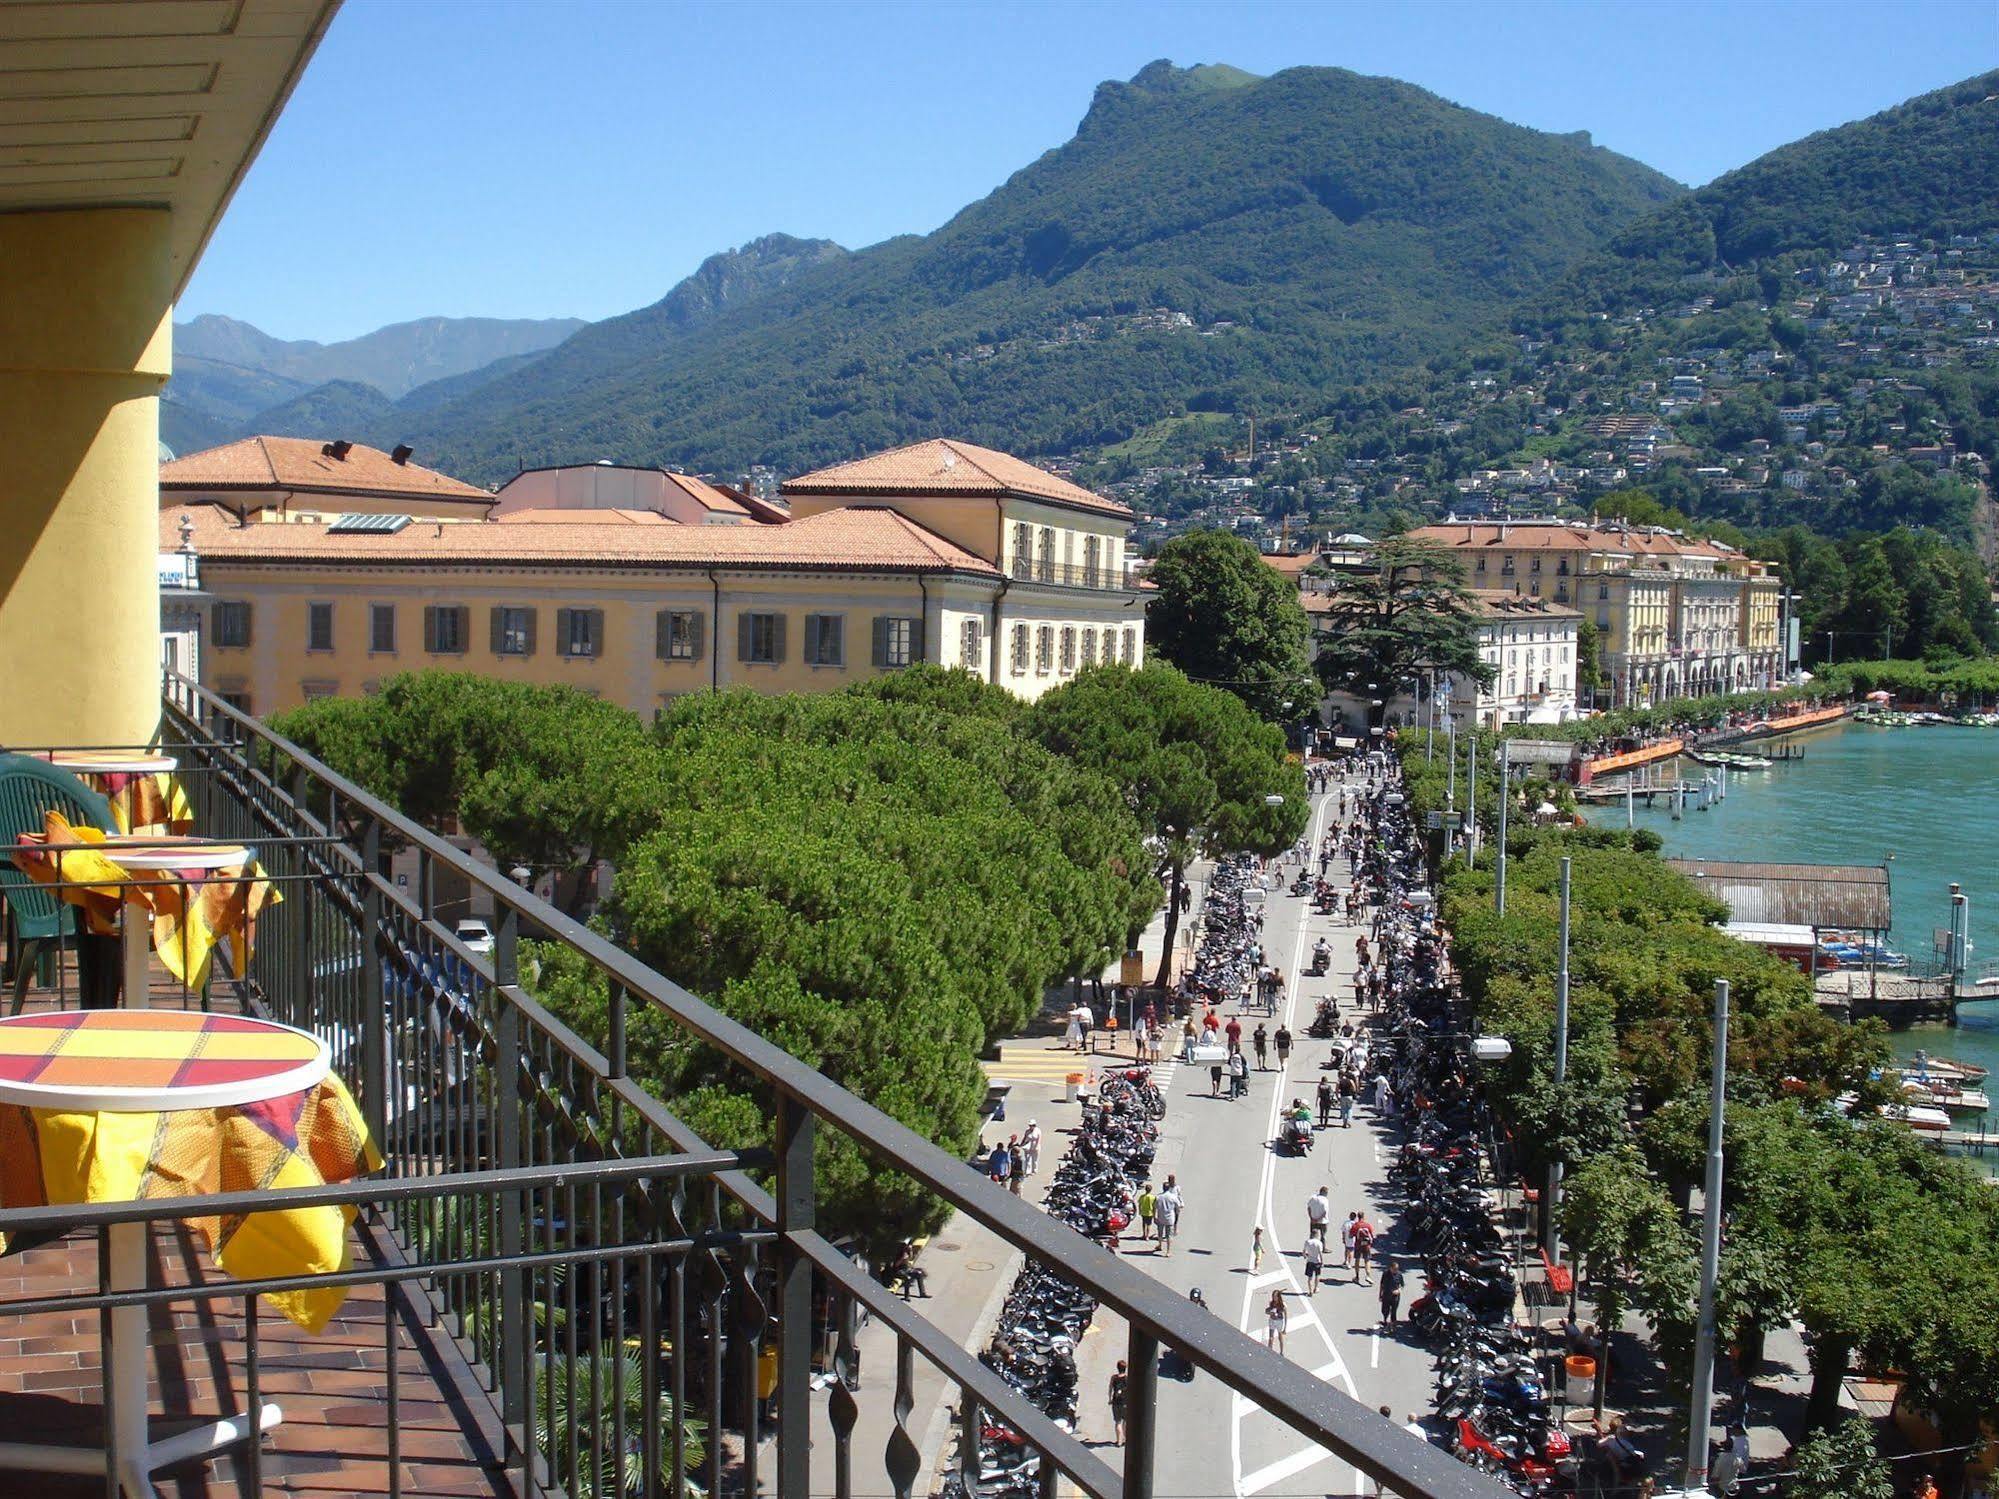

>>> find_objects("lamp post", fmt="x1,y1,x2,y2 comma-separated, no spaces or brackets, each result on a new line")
1684,978,1731,1495
1544,857,1571,1256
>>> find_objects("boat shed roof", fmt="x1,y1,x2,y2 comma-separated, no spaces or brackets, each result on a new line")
1668,859,1891,931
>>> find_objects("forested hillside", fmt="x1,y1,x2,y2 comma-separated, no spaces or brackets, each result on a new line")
399,61,1680,483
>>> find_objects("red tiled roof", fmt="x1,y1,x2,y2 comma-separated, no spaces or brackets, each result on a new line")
161,437,492,505
784,439,1131,518
165,503,1001,576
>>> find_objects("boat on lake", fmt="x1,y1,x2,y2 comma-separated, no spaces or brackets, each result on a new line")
1841,1092,1953,1133
1908,1050,1990,1085
1899,1077,1992,1115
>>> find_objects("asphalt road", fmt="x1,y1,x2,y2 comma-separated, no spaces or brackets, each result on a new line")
1101,781,1444,1499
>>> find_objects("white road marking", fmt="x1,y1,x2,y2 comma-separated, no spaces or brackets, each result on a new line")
1239,1444,1335,1496
1246,1269,1291,1291
1371,1330,1381,1368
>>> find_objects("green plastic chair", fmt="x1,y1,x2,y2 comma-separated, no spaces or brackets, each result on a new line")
0,753,117,1013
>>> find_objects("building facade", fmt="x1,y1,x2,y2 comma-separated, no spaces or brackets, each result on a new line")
179,438,1144,718
1407,521,1783,707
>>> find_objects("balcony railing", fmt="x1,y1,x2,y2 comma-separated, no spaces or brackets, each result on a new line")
1005,559,1133,591
0,676,1501,1499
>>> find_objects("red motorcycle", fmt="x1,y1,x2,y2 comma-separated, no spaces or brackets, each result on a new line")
1452,1418,1573,1492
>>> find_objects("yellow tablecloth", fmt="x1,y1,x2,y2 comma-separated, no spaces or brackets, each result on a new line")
12,811,279,991
0,1010,380,1331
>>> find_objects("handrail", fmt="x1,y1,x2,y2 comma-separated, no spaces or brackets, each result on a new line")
164,673,1505,1498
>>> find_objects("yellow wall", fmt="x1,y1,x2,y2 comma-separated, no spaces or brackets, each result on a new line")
785,492,1003,567
0,208,173,746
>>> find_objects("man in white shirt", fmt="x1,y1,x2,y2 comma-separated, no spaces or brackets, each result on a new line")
1305,1186,1330,1246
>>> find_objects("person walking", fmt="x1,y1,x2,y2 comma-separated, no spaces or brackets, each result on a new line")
1008,1144,1026,1196
1063,1005,1084,1051
1264,1290,1289,1355
1273,1024,1293,1070
1339,1071,1357,1128
1020,1120,1042,1176
1229,1049,1249,1100
988,1139,1011,1189
1210,1055,1225,1097
1316,1073,1335,1128
1303,1232,1324,1292
1136,1182,1157,1241
1155,1178,1182,1256
1305,1186,1330,1247
1108,1362,1129,1447
1225,1013,1243,1054
1253,1023,1269,1071
1378,1258,1404,1325
1180,1016,1197,1063
1340,1212,1358,1276
1250,1225,1264,1272
1352,1213,1375,1283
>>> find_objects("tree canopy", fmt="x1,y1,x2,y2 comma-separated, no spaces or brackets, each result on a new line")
1313,538,1494,723
1143,529,1317,722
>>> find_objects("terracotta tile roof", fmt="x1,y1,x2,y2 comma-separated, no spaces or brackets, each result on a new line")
165,503,1000,577
1465,588,1583,620
1408,521,1741,563
1261,553,1322,578
662,472,749,515
161,437,493,505
497,508,675,526
783,439,1131,518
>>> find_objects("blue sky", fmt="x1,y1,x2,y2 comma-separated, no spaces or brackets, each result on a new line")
182,0,1997,343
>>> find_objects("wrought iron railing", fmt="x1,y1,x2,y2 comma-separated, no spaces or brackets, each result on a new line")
1005,559,1133,591
97,674,1505,1499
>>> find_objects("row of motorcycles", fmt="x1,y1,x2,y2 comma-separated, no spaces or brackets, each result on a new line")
1184,855,1264,1011
952,1068,1162,1498
1359,783,1578,1496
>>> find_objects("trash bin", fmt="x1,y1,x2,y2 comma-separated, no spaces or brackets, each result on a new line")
1564,1354,1596,1401
1065,1073,1085,1103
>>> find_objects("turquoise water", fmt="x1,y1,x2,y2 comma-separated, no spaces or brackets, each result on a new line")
1583,720,1999,1122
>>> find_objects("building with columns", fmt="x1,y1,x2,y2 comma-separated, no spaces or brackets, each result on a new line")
1406,520,1783,707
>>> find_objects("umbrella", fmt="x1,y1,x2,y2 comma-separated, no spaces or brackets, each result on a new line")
1865,690,1892,702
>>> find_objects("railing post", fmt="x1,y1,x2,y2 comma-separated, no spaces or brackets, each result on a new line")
493,907,530,1462
1123,1325,1159,1499
359,817,388,1150
774,1092,815,1497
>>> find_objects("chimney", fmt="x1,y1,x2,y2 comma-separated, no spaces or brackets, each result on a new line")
391,443,413,466
323,439,353,461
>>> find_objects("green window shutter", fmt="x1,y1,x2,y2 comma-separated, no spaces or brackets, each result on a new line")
772,613,787,663
588,609,605,657
872,616,888,668
423,605,438,653
522,608,537,657
737,612,752,662
910,616,925,664
556,607,574,657
242,602,253,647
804,615,821,665
688,612,704,661
490,607,505,655
656,609,670,661
452,606,470,653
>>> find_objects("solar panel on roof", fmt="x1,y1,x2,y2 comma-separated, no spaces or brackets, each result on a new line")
327,513,411,534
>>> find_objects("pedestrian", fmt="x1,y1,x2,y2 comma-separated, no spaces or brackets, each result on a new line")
1136,1182,1157,1241
1316,1073,1335,1128
1339,1071,1357,1128
1181,1016,1197,1063
1063,1004,1083,1050
1008,1142,1025,1196
1210,1055,1224,1097
1264,1289,1288,1355
1108,1361,1129,1447
1340,1212,1358,1274
1402,1411,1425,1443
1305,1186,1330,1246
1230,1049,1249,1099
1225,1013,1242,1053
1379,1258,1405,1325
988,1139,1011,1188
1302,1232,1324,1292
1274,1024,1292,1069
1021,1120,1041,1176
1155,1178,1182,1256
1201,1006,1221,1043
1250,1225,1264,1272
1253,1023,1269,1070
1075,1003,1093,1052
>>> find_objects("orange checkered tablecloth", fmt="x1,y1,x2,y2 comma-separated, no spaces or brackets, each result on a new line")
34,751,194,837
0,1010,381,1331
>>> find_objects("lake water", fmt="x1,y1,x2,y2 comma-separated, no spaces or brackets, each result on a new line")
1583,719,1999,1133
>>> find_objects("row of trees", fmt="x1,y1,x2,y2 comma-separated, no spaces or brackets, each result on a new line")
1755,524,1999,666
1395,733,1999,1473
274,663,1304,1246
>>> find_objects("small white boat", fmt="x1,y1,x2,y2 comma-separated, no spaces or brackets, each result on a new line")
1839,1092,1952,1133
1900,1078,1992,1115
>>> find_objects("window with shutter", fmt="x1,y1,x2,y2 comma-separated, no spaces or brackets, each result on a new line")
494,606,533,656
370,604,396,654
213,601,252,648
428,605,467,654
1010,623,1028,675
1122,627,1137,665
961,618,982,670
1059,626,1076,672
307,602,333,652
741,612,781,664
1036,528,1054,583
805,614,843,667
1035,625,1053,673
560,608,599,658
1084,536,1102,589
1080,627,1096,668
1012,522,1032,581
659,609,701,661
877,617,913,669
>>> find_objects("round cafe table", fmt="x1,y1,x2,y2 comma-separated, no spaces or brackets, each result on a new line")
90,837,253,1011
34,752,185,836
0,1009,330,1498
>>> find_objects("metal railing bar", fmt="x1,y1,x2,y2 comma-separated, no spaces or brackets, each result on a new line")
800,1230,1121,1499
0,1152,749,1235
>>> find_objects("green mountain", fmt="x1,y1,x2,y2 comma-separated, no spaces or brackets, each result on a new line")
402,62,1682,483
236,378,397,441
1534,69,1999,320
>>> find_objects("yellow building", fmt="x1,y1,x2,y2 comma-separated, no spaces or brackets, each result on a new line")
180,438,1145,717
1407,521,1783,706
